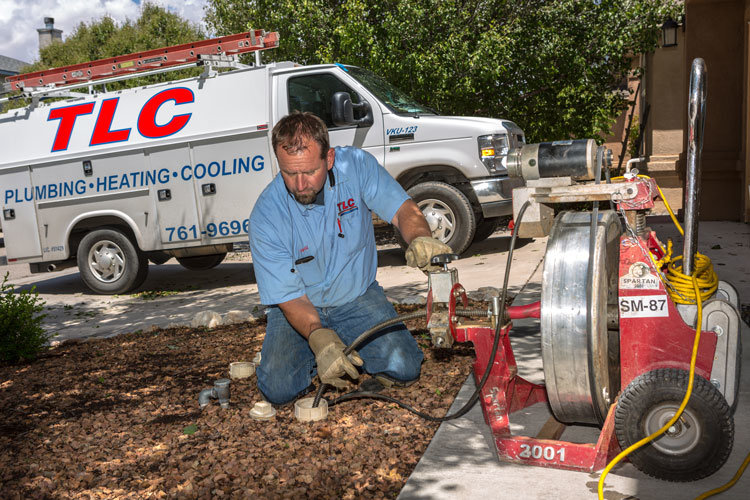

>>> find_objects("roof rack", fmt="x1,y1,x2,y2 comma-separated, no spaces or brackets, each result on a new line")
3,29,279,95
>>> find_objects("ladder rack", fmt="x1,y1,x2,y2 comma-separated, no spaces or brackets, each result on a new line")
4,30,279,93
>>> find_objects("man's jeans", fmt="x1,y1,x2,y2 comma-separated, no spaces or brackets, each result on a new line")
256,281,424,405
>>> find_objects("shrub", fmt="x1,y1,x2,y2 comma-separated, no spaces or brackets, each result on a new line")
0,272,49,362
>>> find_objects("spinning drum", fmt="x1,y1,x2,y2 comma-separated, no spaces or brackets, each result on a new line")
541,210,622,425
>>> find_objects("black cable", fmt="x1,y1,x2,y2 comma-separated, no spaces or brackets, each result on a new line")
344,311,427,355
311,311,427,407
318,201,532,422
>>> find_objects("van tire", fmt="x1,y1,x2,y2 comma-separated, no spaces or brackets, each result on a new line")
77,228,148,295
397,182,476,255
472,216,501,244
177,253,227,271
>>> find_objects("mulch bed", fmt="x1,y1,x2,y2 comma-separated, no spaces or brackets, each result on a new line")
0,304,481,499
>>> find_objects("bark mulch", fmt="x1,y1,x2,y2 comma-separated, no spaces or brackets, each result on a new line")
0,304,481,499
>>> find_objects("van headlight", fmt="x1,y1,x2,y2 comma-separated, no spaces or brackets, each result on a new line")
478,134,509,174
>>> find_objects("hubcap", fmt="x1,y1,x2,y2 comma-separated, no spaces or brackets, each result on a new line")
644,404,701,455
418,198,455,243
88,240,126,283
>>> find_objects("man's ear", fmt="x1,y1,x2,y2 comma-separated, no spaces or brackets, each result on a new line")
326,148,335,170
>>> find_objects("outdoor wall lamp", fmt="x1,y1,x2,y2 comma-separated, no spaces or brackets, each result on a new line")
662,18,679,47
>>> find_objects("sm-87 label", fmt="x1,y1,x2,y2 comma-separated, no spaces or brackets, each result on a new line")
619,295,669,318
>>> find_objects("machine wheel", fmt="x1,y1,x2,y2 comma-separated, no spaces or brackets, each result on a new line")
615,368,734,482
396,182,476,254
176,253,227,271
472,216,500,244
77,228,149,295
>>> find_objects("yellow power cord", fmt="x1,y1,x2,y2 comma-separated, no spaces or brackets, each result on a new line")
597,276,703,499
597,175,746,499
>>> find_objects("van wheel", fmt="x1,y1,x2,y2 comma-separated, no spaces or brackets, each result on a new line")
176,253,226,271
472,216,501,244
397,182,476,255
77,228,148,295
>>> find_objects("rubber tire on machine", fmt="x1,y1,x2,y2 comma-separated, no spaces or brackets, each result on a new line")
472,216,500,244
395,181,476,255
176,253,227,271
77,228,149,295
614,368,734,482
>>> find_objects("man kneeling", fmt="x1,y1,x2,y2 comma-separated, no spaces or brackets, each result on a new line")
248,112,451,405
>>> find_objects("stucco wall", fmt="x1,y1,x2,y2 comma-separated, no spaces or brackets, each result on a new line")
646,30,685,157
682,0,746,220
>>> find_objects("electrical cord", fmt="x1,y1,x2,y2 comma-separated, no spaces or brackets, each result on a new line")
598,276,704,499
599,174,744,499
314,201,532,422
610,174,718,305
695,451,750,499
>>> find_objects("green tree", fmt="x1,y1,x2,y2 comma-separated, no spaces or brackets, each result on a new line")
3,3,203,110
204,0,681,142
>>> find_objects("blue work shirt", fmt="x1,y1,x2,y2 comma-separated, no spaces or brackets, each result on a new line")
249,146,409,307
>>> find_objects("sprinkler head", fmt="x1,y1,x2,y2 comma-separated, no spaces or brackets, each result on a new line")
249,401,276,421
294,397,328,422
229,361,255,380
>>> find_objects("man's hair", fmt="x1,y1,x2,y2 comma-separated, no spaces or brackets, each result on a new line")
272,112,329,160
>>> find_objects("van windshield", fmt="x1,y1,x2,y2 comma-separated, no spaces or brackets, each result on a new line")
345,66,437,116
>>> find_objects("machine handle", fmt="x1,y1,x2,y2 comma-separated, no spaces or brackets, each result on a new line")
430,253,460,266
683,58,707,276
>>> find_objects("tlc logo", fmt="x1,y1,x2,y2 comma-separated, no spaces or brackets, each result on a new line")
337,198,358,215
47,87,194,152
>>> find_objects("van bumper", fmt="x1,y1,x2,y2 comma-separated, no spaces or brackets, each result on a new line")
470,176,523,218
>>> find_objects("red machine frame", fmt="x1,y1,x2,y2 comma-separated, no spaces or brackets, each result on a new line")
443,177,719,472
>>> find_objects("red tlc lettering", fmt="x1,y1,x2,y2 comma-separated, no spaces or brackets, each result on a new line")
137,88,194,138
337,198,356,212
48,102,95,152
90,98,130,146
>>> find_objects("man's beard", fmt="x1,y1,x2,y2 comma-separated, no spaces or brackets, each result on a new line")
293,190,317,205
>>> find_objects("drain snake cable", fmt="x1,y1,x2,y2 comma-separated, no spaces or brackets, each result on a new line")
598,176,747,499
310,201,532,422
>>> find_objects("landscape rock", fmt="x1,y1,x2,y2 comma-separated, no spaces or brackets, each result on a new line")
223,310,254,325
191,311,223,329
395,295,426,305
468,286,501,302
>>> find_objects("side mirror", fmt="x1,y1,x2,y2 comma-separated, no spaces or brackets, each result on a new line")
331,91,374,128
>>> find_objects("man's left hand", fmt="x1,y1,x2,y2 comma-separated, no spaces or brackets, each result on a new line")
405,236,453,272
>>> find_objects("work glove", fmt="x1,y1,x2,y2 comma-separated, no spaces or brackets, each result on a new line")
405,236,453,272
308,328,363,389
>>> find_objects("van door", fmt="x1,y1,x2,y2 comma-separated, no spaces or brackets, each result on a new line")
146,145,203,247
274,70,384,164
0,167,42,260
191,133,274,244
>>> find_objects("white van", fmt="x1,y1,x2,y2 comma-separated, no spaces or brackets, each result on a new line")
0,32,524,294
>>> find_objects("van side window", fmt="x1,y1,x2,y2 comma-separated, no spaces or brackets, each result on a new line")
287,74,362,128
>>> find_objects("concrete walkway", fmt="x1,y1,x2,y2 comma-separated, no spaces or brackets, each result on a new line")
2,228,548,344
399,220,750,500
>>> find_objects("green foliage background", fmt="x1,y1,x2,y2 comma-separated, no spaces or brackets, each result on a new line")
7,1,682,142
204,0,682,142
